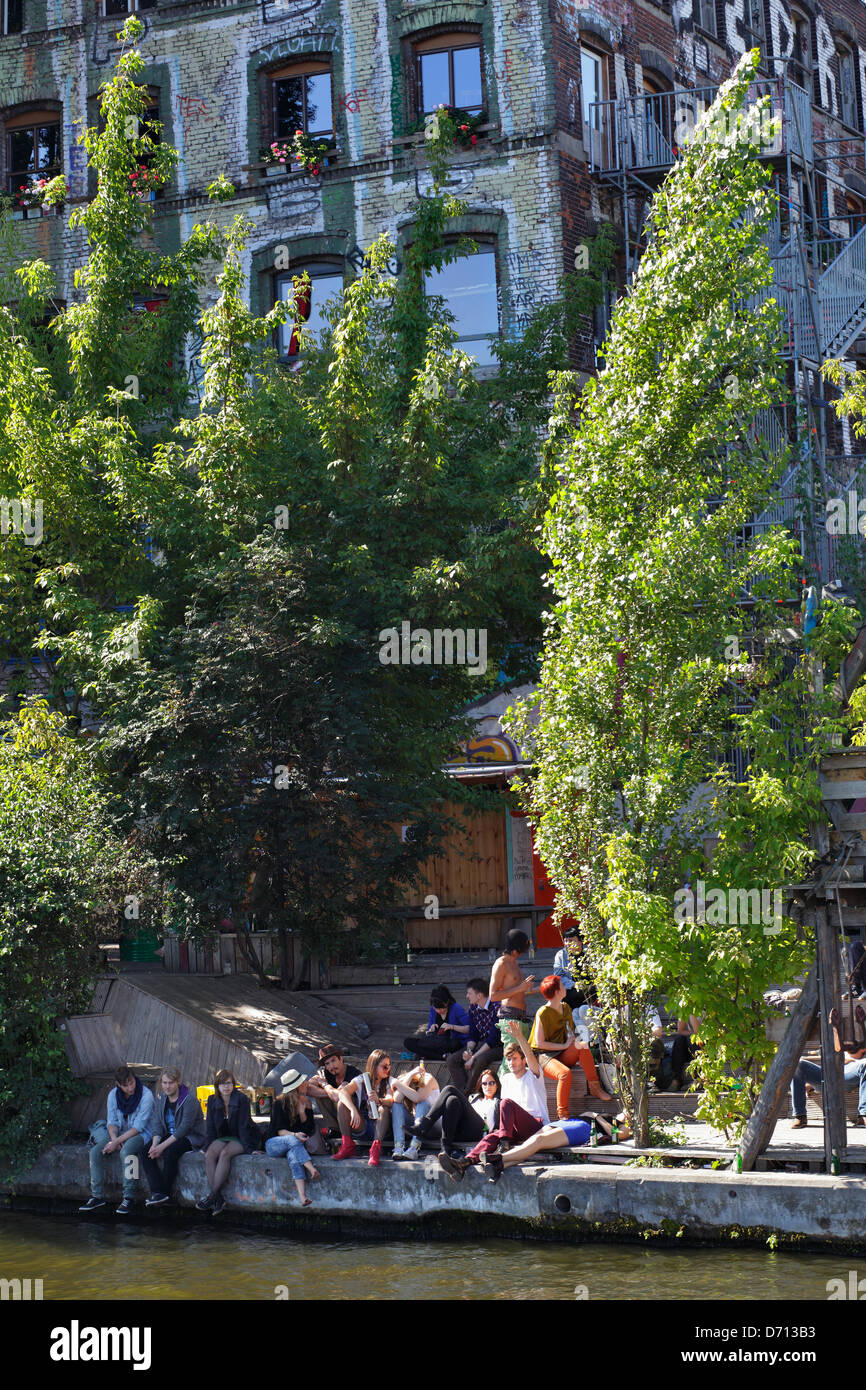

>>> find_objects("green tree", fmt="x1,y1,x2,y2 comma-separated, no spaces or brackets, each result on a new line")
509,52,841,1144
0,704,164,1178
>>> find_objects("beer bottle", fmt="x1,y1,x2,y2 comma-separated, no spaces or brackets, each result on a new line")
611,1117,619,1144
590,1119,598,1147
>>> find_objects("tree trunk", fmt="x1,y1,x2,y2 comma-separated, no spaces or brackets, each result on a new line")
234,927,270,989
278,924,291,990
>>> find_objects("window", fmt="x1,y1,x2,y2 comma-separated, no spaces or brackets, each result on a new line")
837,43,858,129
276,264,343,358
424,246,499,367
641,73,674,167
743,0,764,42
790,11,812,91
414,34,483,115
847,193,866,238
696,0,716,36
1,0,22,35
6,109,62,216
130,101,163,199
271,62,333,142
103,0,155,14
581,47,610,166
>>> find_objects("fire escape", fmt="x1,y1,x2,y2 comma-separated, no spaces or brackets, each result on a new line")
588,69,866,591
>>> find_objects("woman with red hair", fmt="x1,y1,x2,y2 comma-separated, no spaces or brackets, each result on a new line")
529,976,613,1117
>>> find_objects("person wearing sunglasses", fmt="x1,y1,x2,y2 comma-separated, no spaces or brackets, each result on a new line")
334,1049,394,1166
405,1070,501,1157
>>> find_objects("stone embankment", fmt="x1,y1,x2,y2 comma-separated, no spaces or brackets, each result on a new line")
5,1146,866,1251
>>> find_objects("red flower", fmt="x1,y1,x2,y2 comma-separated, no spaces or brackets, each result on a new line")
311,166,320,176
470,134,477,144
460,124,469,131
295,128,303,137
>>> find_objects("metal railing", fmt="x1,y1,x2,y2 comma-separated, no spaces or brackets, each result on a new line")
588,77,810,177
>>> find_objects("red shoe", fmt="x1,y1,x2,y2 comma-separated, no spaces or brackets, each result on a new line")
333,1136,356,1160
368,1139,381,1167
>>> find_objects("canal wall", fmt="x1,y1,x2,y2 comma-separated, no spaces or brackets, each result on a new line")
4,1146,866,1252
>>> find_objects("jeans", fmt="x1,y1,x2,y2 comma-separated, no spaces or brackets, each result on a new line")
265,1134,311,1181
790,1057,866,1117
419,1086,487,1146
139,1136,194,1197
88,1122,147,1200
391,1098,430,1147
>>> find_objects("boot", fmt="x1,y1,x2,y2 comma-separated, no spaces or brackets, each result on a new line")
333,1135,356,1160
368,1139,381,1167
438,1152,473,1182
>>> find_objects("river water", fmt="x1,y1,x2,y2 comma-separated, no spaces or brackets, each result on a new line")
0,1212,859,1300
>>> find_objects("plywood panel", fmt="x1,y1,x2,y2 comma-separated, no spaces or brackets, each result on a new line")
403,803,508,911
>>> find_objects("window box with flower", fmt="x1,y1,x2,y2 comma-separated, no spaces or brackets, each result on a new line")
258,128,337,179
129,163,165,200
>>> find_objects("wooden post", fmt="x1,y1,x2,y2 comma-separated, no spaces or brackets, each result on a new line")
817,905,847,1168
738,967,818,1170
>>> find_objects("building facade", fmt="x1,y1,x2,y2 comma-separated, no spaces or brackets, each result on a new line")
3,1,866,402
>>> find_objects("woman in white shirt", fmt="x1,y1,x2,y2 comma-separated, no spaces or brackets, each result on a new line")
406,1070,501,1157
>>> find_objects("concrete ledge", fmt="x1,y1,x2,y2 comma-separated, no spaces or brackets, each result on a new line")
4,1146,866,1251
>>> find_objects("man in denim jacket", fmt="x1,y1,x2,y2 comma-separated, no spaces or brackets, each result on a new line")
79,1065,155,1216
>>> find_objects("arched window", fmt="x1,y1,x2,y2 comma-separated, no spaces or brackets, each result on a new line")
424,244,499,367
269,61,334,145
1,0,22,35
790,10,813,92
837,42,858,130
413,32,483,117
275,262,344,359
641,72,674,168
5,107,62,217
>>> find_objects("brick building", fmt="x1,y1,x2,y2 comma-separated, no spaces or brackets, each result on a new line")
2,0,866,527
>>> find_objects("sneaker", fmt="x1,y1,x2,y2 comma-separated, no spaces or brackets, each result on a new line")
405,1139,422,1160
78,1197,107,1213
115,1198,135,1216
195,1193,215,1211
145,1193,170,1207
211,1195,226,1216
391,1143,406,1160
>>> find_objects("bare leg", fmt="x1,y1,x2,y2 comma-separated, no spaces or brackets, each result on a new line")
501,1125,570,1168
294,1177,309,1204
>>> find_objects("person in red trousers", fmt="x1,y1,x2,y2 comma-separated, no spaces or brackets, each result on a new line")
529,975,612,1116
438,1024,548,1180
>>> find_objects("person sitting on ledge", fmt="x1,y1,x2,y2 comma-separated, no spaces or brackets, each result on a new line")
79,1064,155,1216
264,1070,320,1206
789,1032,866,1129
402,985,470,1062
438,1022,549,1181
408,1070,501,1157
334,1048,395,1165
389,1063,439,1159
482,1110,634,1183
306,1043,362,1149
141,1065,206,1208
447,977,502,1093
196,1069,261,1215
529,974,613,1113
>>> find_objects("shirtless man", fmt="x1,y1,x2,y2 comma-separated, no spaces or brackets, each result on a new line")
489,929,540,1027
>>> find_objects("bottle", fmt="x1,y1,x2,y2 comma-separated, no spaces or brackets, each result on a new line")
362,1071,379,1121
735,1152,743,1173
590,1119,598,1147
419,1059,426,1077
393,964,400,986
611,1117,619,1144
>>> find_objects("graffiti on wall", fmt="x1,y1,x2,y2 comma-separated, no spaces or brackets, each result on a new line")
500,247,553,340
174,94,211,136
263,0,323,22
254,30,339,64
